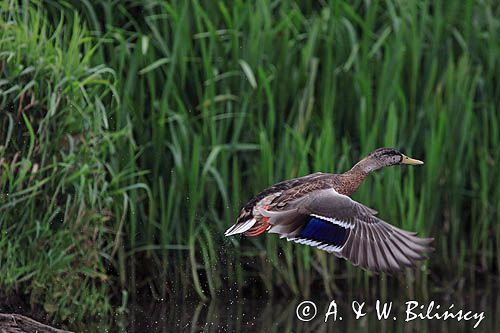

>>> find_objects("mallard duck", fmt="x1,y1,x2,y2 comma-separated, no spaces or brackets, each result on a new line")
225,148,433,273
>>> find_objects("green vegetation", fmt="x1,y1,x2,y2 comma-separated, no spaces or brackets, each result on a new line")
0,0,498,327
0,3,138,325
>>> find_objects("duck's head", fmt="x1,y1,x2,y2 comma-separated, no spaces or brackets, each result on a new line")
354,147,424,173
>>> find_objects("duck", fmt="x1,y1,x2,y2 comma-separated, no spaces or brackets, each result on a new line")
225,147,433,274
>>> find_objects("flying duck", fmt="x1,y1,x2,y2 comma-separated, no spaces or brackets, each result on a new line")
225,148,433,274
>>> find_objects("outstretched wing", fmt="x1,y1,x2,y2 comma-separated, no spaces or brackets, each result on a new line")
259,189,433,274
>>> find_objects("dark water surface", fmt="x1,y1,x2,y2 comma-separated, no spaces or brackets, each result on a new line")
122,288,498,332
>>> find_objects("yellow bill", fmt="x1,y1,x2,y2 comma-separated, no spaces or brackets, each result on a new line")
401,154,424,165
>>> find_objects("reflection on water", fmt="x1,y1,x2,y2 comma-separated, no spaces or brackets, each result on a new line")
124,288,498,332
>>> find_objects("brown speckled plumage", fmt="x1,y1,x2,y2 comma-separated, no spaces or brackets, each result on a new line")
225,148,433,274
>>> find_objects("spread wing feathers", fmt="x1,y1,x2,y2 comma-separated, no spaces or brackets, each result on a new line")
259,188,433,274
340,217,433,273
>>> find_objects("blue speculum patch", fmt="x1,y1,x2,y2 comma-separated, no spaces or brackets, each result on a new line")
299,216,350,247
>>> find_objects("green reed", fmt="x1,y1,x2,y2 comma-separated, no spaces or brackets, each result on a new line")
0,4,141,326
0,0,498,325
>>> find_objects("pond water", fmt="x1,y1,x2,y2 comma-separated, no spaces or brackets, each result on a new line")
122,288,498,332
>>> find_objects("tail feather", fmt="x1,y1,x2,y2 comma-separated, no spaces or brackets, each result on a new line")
245,217,270,236
224,218,256,236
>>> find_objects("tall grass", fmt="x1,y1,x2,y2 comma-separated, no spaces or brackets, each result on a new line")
0,3,141,326
1,0,498,325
